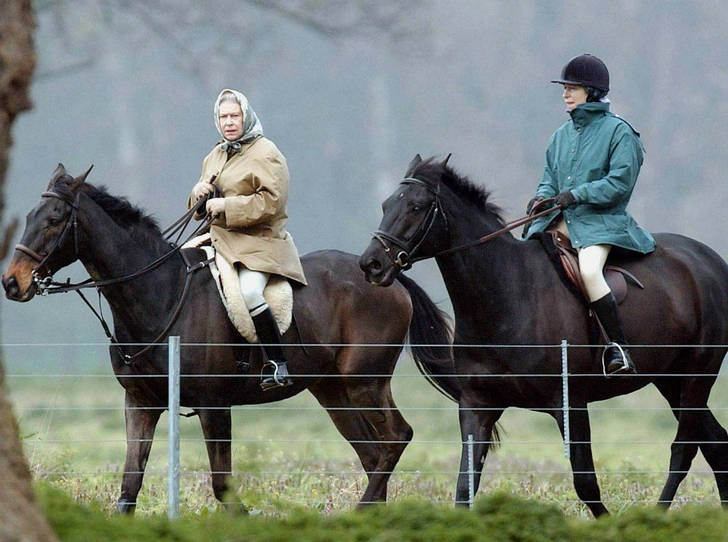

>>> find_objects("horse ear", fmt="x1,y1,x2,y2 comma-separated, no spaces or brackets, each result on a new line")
48,163,67,189
408,154,422,169
73,165,94,188
441,153,452,167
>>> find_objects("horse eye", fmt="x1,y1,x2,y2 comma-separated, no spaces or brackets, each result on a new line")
47,215,63,227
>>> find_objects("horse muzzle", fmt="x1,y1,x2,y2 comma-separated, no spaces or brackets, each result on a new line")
2,261,38,302
359,247,399,287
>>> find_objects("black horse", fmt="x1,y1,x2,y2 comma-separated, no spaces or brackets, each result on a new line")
2,164,460,513
360,155,728,517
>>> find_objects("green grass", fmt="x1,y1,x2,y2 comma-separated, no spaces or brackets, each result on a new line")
6,354,728,519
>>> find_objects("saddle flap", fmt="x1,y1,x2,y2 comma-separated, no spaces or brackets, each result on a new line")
541,231,643,305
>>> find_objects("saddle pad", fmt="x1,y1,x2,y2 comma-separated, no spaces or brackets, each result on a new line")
182,234,292,343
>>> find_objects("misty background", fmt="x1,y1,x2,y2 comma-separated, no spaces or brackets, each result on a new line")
3,1,726,371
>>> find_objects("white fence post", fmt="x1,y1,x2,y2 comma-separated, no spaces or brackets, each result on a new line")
561,339,570,460
168,336,180,519
467,433,474,509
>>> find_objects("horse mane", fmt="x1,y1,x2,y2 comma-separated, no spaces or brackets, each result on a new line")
409,157,507,226
50,173,164,241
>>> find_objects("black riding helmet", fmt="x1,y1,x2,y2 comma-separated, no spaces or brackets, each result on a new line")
552,54,610,101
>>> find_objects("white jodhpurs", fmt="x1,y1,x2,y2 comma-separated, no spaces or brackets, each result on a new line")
236,265,270,316
578,244,612,302
551,219,612,302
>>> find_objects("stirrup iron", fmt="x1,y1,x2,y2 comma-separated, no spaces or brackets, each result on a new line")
601,342,633,378
260,360,292,391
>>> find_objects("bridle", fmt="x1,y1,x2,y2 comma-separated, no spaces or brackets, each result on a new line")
13,184,214,363
371,176,561,271
15,189,82,294
371,177,445,270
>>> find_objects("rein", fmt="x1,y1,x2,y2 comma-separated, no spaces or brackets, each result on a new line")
372,177,561,269
15,186,216,363
434,199,560,258
19,192,212,296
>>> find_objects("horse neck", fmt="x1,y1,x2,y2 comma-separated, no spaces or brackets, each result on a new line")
77,195,183,328
435,200,530,337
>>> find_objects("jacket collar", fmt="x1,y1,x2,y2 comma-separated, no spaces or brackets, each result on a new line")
569,101,610,128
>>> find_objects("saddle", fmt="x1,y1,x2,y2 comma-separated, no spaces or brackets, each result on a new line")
538,231,645,305
182,234,293,343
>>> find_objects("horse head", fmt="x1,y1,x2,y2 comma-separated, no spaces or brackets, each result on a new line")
2,164,93,301
360,154,452,286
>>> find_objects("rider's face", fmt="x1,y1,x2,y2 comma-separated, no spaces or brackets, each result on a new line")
562,84,588,111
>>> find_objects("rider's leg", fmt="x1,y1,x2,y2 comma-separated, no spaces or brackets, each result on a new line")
580,245,636,376
237,266,292,390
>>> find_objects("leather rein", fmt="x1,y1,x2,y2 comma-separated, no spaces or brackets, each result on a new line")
14,186,215,364
371,177,561,270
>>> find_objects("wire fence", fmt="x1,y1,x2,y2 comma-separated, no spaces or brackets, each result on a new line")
4,339,728,517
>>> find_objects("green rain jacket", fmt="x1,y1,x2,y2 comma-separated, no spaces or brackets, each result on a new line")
525,101,655,254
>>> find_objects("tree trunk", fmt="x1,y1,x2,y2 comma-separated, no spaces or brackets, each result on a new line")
0,1,59,540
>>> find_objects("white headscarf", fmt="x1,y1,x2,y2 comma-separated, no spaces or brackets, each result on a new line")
213,89,264,152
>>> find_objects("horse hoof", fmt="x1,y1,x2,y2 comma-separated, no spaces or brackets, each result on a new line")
117,498,136,514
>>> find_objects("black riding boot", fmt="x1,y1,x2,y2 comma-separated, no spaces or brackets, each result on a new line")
251,306,292,391
590,292,637,377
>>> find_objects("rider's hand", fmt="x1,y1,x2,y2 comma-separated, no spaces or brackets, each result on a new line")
192,181,215,200
526,196,544,215
206,198,225,218
555,191,576,210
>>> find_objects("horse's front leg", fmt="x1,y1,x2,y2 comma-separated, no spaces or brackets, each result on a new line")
118,391,163,514
556,401,609,517
455,395,503,506
197,407,238,510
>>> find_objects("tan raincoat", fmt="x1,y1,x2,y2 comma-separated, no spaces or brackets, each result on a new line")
188,136,307,285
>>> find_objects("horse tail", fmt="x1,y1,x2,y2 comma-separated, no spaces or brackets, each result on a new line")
395,273,461,403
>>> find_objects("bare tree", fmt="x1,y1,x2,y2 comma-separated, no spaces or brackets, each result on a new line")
0,1,60,539
35,0,430,88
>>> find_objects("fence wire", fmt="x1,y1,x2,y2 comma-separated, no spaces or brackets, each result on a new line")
4,340,728,515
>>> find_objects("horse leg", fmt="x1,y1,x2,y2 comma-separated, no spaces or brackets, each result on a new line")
309,373,410,507
694,409,728,506
197,407,236,508
344,372,413,506
555,402,609,517
454,396,503,506
117,392,163,514
653,377,704,509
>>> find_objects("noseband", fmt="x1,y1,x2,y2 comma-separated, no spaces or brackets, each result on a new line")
371,177,446,270
15,189,82,294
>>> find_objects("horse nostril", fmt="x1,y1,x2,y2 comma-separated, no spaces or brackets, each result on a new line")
359,256,381,275
2,275,17,296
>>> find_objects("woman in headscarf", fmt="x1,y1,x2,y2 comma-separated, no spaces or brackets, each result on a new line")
189,89,306,390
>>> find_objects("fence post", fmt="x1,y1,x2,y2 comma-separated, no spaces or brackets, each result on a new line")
467,433,474,509
168,336,180,519
561,339,570,460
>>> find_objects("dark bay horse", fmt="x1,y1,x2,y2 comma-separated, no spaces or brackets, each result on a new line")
360,155,728,517
2,164,460,513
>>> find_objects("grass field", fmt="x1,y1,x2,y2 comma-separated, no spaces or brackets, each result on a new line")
5,345,728,520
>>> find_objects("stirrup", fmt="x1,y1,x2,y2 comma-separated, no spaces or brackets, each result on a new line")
601,343,636,378
260,360,292,391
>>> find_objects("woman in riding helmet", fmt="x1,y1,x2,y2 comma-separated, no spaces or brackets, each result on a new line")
189,89,307,390
525,54,655,376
